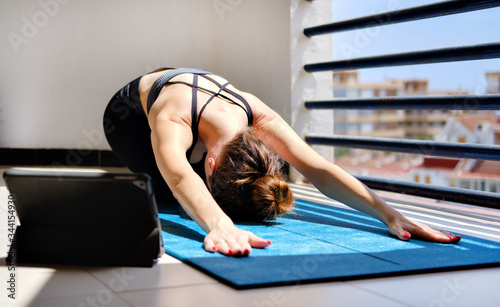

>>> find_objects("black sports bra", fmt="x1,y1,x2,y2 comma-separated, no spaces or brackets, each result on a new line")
146,68,254,161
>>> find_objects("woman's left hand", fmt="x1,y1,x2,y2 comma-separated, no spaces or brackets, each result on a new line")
203,222,271,257
387,214,462,243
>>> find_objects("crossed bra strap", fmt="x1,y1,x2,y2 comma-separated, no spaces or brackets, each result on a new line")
146,68,254,161
147,68,211,113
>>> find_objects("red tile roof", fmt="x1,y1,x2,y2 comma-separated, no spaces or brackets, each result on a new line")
455,113,496,132
471,160,500,174
420,157,460,169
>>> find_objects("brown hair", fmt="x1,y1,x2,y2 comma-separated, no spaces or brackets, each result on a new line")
209,128,294,221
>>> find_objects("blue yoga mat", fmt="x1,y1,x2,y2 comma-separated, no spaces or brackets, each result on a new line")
159,199,500,289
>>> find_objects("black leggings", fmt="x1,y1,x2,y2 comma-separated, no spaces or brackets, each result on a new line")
103,77,177,204
103,76,207,204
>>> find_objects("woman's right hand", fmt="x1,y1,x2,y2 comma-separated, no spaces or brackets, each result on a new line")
203,222,271,257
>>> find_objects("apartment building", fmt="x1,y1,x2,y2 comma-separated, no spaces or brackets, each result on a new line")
487,71,500,94
333,70,500,193
332,70,468,140
412,113,500,191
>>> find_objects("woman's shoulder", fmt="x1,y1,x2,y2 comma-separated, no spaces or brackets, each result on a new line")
139,70,171,98
237,91,282,126
142,82,193,128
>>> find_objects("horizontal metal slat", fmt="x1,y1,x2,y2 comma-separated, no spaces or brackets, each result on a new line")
355,175,500,210
304,43,500,72
304,0,500,37
305,135,500,161
305,94,500,110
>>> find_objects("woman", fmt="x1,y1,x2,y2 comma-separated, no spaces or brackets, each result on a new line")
104,67,461,257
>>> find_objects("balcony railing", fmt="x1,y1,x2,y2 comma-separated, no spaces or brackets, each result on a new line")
303,0,500,210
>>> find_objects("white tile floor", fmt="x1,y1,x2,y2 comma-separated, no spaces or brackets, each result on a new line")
1,167,500,307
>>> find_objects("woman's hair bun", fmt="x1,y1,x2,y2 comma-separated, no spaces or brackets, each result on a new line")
251,174,294,219
210,127,295,221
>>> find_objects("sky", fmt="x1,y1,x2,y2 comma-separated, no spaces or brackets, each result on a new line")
330,1,500,94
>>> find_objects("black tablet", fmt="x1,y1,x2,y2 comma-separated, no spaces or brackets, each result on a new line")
3,168,164,267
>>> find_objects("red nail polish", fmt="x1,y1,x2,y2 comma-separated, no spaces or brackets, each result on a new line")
212,246,216,251
228,250,234,255
267,240,272,244
403,233,410,240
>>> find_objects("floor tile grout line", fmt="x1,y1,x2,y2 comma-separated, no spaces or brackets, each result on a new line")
12,265,129,303
30,292,135,307
115,281,221,295
346,282,416,307
113,294,137,307
53,266,137,307
81,263,219,295
115,282,231,307
80,265,132,296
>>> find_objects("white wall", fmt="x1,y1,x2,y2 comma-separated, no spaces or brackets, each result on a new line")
1,0,210,149
410,168,452,187
435,118,476,143
1,0,332,161
290,0,334,170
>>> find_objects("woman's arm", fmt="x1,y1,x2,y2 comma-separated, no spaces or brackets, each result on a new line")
252,107,461,243
150,117,271,256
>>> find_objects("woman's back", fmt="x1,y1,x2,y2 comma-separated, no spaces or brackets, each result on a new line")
138,69,262,163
